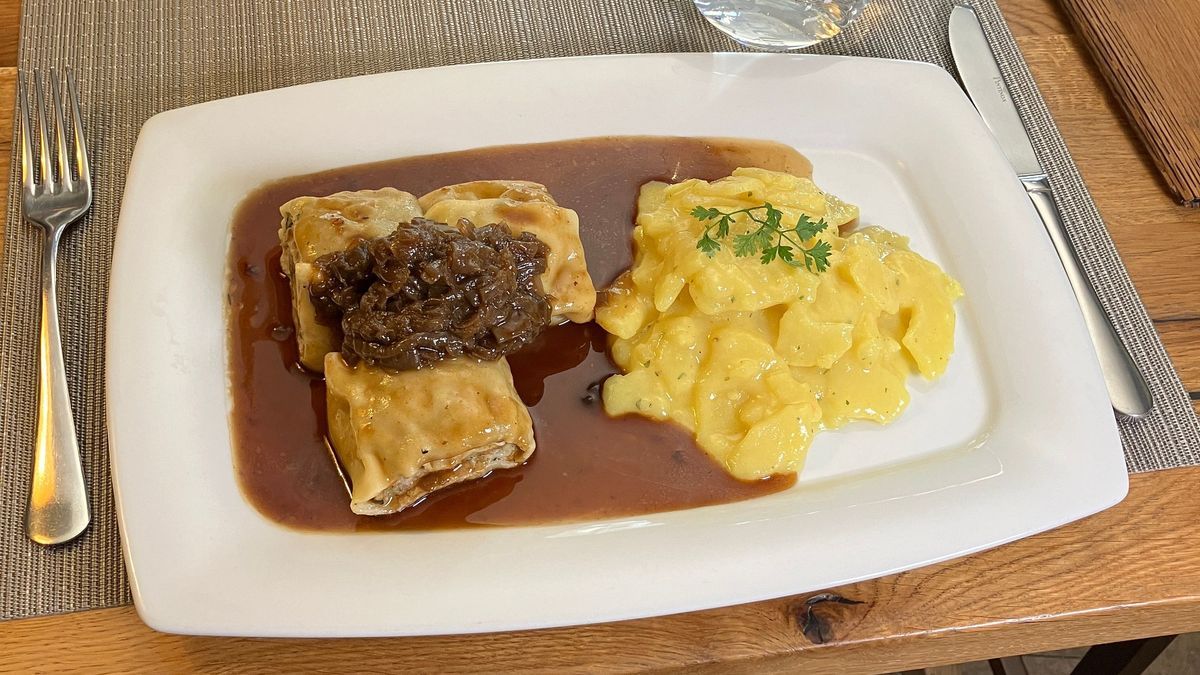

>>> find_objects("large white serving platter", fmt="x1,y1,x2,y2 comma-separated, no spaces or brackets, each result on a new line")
107,53,1126,637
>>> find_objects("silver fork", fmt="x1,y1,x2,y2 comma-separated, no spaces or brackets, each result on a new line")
18,69,93,545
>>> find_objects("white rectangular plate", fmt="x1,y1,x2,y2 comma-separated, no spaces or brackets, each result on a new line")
108,53,1126,637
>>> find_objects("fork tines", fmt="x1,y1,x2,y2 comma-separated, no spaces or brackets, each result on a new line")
17,68,91,199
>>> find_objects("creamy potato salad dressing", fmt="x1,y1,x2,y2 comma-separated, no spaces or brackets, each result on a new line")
598,169,964,480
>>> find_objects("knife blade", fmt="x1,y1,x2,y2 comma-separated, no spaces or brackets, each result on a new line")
949,6,1042,178
949,4,1153,418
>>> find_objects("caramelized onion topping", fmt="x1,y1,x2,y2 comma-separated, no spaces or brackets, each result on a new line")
309,218,551,370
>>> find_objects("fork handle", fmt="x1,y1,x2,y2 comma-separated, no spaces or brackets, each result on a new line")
27,228,90,545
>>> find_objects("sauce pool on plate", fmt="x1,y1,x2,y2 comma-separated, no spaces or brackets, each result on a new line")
226,136,809,531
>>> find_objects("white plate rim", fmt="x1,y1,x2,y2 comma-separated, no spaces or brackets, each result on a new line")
106,52,1127,637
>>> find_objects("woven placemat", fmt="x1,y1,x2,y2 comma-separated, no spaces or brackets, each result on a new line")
2,0,1197,622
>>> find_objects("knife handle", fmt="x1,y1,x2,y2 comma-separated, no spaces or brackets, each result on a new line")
1020,175,1152,419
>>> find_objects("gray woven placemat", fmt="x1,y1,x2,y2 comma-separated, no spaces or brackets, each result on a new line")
2,0,1197,622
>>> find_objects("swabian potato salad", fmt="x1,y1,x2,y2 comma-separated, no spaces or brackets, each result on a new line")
598,168,963,480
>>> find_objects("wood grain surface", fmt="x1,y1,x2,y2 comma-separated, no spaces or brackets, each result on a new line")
1,0,1199,672
1057,0,1200,206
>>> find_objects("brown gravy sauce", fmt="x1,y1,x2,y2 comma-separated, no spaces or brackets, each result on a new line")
227,136,809,531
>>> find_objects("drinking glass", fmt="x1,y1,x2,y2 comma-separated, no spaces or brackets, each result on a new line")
693,0,870,51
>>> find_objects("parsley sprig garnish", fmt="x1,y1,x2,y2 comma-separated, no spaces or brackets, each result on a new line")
692,203,833,273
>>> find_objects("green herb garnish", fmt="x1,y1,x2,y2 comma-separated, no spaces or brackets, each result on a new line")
692,203,832,273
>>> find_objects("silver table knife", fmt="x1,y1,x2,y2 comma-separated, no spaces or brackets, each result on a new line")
949,5,1152,419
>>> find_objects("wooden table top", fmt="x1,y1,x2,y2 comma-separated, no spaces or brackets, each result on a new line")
1,0,1198,672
